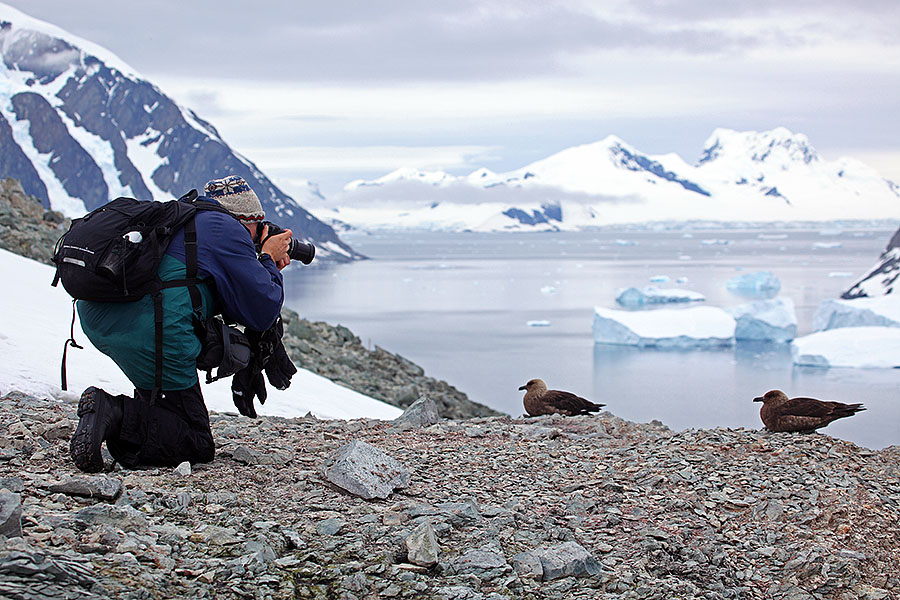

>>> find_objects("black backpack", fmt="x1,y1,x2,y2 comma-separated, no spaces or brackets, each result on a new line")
52,190,249,392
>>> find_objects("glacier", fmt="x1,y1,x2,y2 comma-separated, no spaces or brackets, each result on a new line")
727,297,798,342
593,306,735,349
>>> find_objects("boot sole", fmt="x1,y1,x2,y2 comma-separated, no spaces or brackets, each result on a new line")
70,387,106,473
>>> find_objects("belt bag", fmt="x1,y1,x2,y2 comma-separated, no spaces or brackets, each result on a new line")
196,317,251,383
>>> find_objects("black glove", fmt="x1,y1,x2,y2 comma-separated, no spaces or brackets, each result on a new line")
231,358,266,418
264,337,297,390
251,316,283,369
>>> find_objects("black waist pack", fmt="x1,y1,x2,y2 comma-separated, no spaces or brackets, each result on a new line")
196,317,251,383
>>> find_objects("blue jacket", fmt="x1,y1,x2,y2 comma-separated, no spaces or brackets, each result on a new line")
78,200,283,390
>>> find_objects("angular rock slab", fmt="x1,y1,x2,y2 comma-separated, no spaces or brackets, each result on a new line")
393,395,440,428
47,476,122,501
405,521,440,567
322,440,410,500
514,541,601,581
0,491,22,538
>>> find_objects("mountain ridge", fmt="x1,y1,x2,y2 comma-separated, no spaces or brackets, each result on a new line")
319,128,900,232
0,3,360,261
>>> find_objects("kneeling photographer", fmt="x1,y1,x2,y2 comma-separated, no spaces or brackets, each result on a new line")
71,174,309,472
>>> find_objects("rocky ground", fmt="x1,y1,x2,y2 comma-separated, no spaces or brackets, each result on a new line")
1,390,898,600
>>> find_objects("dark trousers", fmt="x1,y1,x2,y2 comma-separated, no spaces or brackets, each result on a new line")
107,383,215,468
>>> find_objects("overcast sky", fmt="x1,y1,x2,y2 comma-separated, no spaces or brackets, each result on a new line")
5,1,900,198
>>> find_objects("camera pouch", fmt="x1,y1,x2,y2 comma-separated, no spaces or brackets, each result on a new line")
196,317,251,383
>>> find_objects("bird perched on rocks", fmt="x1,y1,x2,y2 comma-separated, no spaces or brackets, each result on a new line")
518,379,604,417
753,390,865,432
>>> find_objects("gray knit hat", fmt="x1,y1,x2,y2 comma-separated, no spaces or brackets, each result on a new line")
204,175,265,223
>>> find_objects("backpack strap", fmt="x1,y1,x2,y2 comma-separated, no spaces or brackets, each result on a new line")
59,299,84,391
152,215,206,392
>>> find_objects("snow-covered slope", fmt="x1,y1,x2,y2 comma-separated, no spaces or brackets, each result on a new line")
842,227,900,298
0,247,401,420
315,128,900,232
0,3,359,261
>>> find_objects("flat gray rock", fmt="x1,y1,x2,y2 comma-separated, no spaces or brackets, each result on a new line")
47,476,122,501
517,541,601,581
321,440,410,500
452,547,509,579
393,395,440,428
73,503,147,532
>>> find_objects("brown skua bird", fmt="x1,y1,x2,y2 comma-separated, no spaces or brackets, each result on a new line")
519,378,604,417
753,389,865,433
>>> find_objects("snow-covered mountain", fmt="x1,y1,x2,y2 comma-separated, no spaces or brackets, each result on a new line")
318,127,900,232
842,227,900,299
0,3,360,261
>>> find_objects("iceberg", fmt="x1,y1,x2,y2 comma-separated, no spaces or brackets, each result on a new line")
727,297,798,342
792,327,900,368
813,297,900,331
593,306,735,348
726,271,781,298
616,286,706,308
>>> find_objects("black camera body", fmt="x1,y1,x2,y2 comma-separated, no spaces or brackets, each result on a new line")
256,221,315,265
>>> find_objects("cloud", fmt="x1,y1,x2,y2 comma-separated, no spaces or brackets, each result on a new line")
243,145,498,173
13,0,898,85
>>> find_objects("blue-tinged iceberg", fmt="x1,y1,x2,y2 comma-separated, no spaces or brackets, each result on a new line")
727,297,798,342
792,327,900,368
813,297,900,331
726,271,781,298
616,286,706,308
593,306,735,348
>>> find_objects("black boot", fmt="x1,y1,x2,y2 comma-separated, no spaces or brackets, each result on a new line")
70,387,124,473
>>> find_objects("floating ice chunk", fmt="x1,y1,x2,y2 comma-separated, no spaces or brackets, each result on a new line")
540,285,558,295
615,286,705,308
813,242,842,249
726,271,781,298
649,275,670,283
758,233,788,240
813,297,900,331
614,239,637,246
828,272,853,278
701,239,730,245
727,297,797,342
527,320,551,327
593,306,735,348
676,277,689,284
792,327,900,368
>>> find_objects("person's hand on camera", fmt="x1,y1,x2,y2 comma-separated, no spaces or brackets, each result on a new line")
261,224,293,270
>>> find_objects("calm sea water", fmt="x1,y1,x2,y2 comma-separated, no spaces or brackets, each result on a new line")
284,228,900,450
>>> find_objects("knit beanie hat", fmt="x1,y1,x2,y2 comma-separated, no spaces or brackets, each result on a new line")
204,175,265,223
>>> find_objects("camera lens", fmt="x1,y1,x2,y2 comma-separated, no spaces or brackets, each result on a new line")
288,239,315,264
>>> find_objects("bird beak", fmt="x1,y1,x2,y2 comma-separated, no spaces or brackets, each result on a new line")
753,396,763,403
518,385,526,391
